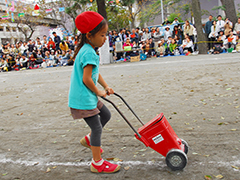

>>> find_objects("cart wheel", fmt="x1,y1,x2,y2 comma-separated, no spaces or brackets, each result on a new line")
166,149,188,171
181,139,189,154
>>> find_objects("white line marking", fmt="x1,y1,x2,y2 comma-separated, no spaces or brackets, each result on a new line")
0,157,239,171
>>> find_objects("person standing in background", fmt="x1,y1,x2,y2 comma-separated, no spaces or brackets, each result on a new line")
53,32,61,51
205,15,213,50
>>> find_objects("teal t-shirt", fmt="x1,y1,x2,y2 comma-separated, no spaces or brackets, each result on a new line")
68,43,99,110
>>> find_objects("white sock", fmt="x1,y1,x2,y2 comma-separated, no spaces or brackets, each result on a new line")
86,134,90,141
92,158,104,166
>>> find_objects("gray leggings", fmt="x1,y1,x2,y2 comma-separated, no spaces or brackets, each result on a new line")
83,104,111,146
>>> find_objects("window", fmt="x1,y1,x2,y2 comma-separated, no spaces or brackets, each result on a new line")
6,27,11,32
12,27,17,32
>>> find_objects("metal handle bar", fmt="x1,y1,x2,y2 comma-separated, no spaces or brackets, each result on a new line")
113,93,145,126
101,94,142,139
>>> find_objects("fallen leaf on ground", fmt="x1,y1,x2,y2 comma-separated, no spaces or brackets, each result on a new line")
46,167,51,173
231,165,239,169
124,166,130,170
215,174,223,179
204,175,212,180
106,157,114,160
230,129,237,131
113,158,121,162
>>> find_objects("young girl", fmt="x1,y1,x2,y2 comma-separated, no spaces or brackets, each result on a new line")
123,37,133,58
68,11,121,173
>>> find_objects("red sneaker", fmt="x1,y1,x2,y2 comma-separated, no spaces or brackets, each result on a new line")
91,160,121,173
80,135,104,154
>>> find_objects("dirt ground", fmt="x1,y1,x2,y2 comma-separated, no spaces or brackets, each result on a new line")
0,53,240,180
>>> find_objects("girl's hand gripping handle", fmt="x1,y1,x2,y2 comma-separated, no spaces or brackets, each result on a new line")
105,87,114,95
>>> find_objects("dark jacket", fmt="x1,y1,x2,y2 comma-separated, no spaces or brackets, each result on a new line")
54,35,61,45
205,20,213,35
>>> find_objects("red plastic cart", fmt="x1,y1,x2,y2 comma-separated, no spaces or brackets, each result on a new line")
102,93,188,171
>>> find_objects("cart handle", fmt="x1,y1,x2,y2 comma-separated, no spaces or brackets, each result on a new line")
101,94,142,139
113,93,145,126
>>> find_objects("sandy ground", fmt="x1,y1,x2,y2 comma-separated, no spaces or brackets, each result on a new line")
0,53,240,180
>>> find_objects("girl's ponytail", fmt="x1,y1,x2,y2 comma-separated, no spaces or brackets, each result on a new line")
73,34,87,59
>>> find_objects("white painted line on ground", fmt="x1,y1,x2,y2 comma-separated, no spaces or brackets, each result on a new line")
0,157,239,171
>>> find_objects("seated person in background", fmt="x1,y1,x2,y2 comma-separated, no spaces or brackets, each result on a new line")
47,38,56,51
164,36,172,56
226,31,237,49
218,31,226,43
156,39,165,57
130,29,139,44
44,51,53,67
36,41,42,51
15,54,20,68
235,35,240,52
164,26,172,41
49,50,56,64
28,53,37,69
142,39,151,58
59,50,70,66
169,39,178,55
213,36,223,54
123,37,133,57
153,27,163,43
2,44,10,55
182,36,194,55
6,54,16,71
0,58,8,72
60,40,69,52
149,38,155,56
67,49,75,66
19,54,29,68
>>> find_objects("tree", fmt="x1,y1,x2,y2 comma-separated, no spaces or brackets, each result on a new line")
39,0,77,32
97,0,107,19
14,1,44,41
121,0,147,28
192,0,207,54
220,0,237,26
138,0,192,26
88,1,130,31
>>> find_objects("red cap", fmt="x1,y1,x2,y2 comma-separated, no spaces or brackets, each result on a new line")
75,11,104,34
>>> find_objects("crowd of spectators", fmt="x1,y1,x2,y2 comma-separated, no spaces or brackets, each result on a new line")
1,15,240,72
0,32,77,72
109,15,240,61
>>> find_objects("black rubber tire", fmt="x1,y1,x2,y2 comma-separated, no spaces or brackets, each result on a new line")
166,149,188,171
181,139,189,154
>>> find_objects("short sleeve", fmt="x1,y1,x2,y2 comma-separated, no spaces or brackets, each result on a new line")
81,52,98,68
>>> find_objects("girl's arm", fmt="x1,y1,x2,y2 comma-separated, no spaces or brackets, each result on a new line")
83,65,106,97
98,73,114,95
